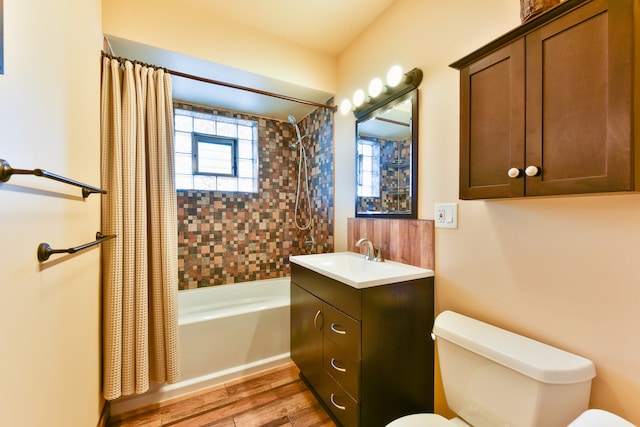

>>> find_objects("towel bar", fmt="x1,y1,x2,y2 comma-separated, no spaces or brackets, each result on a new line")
37,232,116,262
0,159,106,198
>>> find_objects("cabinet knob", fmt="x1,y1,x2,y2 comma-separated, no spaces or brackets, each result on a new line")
525,165,540,177
507,167,522,178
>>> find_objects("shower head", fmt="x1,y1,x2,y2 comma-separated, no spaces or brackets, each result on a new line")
289,142,298,151
288,114,303,148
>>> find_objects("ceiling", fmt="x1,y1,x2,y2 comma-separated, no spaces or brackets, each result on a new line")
106,0,396,122
191,0,396,56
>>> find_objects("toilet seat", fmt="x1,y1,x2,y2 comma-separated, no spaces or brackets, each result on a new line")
386,414,471,427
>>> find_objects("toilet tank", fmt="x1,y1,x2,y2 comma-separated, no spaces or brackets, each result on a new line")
433,311,596,427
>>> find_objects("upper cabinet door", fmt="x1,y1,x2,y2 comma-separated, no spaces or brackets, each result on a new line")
525,0,632,196
453,0,638,200
459,40,525,200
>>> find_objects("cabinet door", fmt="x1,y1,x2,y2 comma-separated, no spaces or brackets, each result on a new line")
459,38,525,199
290,283,324,386
525,0,633,195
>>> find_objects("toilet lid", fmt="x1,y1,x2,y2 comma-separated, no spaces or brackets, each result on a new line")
386,413,452,427
568,409,635,427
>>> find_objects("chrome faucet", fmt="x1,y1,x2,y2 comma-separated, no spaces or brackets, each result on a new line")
355,237,384,262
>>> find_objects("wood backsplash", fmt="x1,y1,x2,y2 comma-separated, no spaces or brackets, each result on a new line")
347,218,434,270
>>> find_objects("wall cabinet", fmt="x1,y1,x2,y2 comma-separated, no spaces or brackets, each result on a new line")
451,0,639,199
290,263,434,427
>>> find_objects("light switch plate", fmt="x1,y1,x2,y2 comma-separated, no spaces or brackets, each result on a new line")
435,203,458,229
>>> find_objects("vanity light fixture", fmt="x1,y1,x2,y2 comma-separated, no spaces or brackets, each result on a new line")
368,77,384,98
353,88,366,107
347,67,423,118
387,65,404,87
340,98,353,115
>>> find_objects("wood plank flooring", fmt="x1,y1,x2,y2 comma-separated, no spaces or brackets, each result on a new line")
107,362,337,427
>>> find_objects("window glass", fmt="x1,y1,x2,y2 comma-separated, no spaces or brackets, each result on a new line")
217,121,236,138
174,107,258,192
175,131,192,153
238,125,253,140
175,153,193,175
357,139,381,197
195,135,235,175
237,139,253,158
194,118,215,134
237,159,254,178
175,115,193,132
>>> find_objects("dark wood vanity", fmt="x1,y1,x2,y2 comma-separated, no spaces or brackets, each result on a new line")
290,262,434,427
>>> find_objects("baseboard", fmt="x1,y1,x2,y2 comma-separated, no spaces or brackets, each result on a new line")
97,401,110,427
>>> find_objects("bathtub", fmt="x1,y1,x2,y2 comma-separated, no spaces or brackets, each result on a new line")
111,277,291,416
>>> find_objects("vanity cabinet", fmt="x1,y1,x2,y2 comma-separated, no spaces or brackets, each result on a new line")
290,263,434,427
451,0,639,199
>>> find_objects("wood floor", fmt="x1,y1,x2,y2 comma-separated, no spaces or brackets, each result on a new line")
107,362,337,427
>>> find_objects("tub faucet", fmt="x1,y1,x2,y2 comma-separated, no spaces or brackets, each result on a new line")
355,237,384,262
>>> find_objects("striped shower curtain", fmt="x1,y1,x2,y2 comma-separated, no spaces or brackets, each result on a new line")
100,57,180,400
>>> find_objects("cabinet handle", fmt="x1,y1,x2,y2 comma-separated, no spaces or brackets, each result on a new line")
330,323,347,335
330,393,346,411
313,310,323,332
525,165,541,177
330,358,347,373
507,167,522,178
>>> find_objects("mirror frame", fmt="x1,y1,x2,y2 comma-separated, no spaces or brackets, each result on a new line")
355,88,419,219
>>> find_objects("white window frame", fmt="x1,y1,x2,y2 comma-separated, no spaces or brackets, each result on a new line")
174,107,258,192
193,133,237,177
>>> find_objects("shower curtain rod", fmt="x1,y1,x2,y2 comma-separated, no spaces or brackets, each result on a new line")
101,52,337,112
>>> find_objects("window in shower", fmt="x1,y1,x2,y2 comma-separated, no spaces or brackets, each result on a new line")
193,134,236,176
174,108,258,192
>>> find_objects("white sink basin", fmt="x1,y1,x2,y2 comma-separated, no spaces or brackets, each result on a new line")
289,251,434,289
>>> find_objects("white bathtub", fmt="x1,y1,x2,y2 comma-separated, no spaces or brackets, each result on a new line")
111,277,291,416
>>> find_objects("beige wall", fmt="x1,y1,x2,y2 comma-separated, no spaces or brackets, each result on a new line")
0,0,104,426
101,0,337,94
336,0,640,424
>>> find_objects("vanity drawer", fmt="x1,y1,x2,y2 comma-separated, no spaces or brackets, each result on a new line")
291,263,361,319
323,304,361,358
324,338,360,400
317,375,359,427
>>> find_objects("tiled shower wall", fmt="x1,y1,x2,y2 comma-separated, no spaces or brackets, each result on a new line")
176,102,334,290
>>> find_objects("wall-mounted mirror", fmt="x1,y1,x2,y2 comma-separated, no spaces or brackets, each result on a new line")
355,88,418,218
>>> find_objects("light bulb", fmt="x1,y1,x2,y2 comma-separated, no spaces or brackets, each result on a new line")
353,89,365,107
339,99,352,115
387,65,403,87
368,77,383,97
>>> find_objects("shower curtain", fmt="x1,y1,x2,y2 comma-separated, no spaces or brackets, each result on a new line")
100,57,180,400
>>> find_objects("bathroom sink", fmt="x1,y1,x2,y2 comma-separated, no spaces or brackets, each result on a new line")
289,251,434,288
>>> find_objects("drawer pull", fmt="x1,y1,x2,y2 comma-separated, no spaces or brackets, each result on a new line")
330,323,347,335
330,393,346,411
313,310,323,331
330,358,347,373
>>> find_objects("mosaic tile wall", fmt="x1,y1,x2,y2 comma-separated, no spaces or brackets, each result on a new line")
176,101,334,289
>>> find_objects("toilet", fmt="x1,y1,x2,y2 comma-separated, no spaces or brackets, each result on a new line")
387,310,597,427
568,409,636,427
